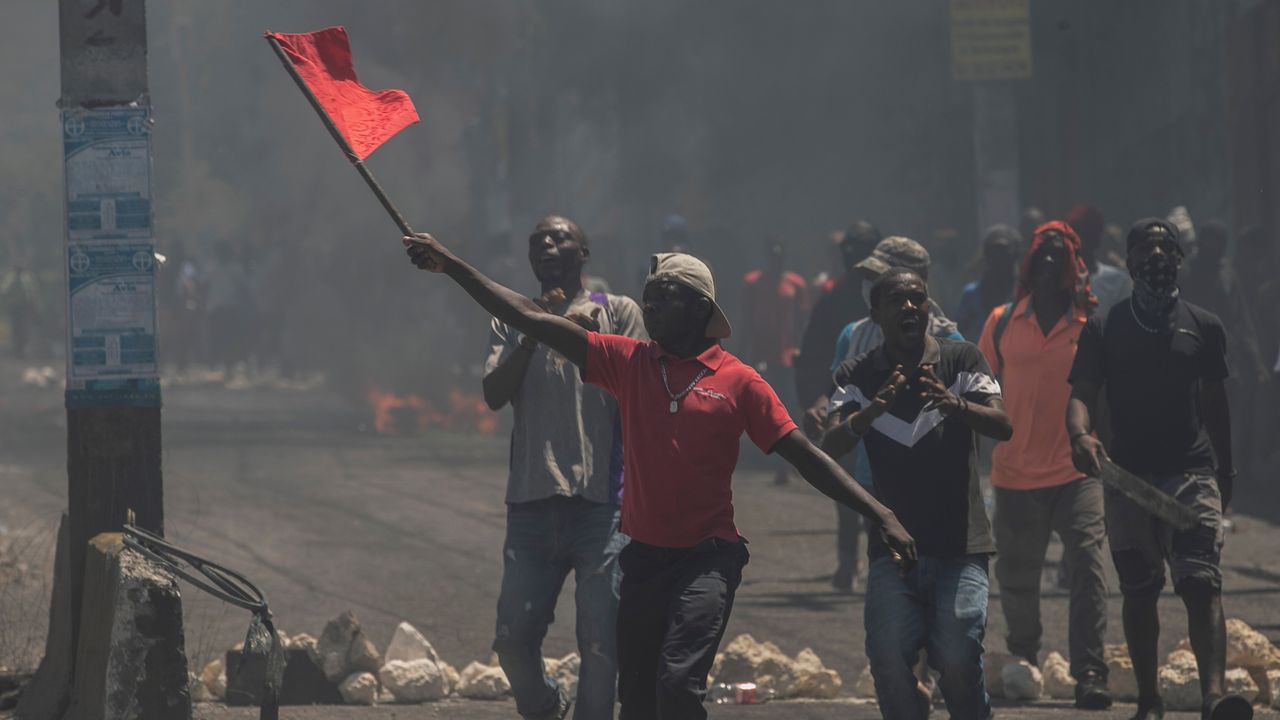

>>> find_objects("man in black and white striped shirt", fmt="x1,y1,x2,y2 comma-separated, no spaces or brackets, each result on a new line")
821,269,1012,720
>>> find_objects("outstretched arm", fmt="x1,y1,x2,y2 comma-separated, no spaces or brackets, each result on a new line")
774,430,917,567
404,234,588,368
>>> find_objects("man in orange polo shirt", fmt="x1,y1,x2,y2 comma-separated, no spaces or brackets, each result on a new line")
977,222,1112,710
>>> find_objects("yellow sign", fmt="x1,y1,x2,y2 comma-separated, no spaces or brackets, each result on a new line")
951,0,1032,81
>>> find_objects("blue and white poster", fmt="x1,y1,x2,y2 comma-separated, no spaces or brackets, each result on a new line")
63,107,153,242
65,243,159,406
62,107,159,406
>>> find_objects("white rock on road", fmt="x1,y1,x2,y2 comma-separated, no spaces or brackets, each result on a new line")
317,610,381,683
711,634,795,684
548,652,579,697
1224,667,1260,703
1041,651,1075,700
379,659,450,703
190,672,212,704
458,661,511,700
200,657,226,702
1001,660,1043,701
442,662,461,695
1159,649,1201,711
1226,618,1280,671
384,621,443,665
780,648,842,699
339,671,379,705
708,634,842,699
982,652,1019,698
1105,644,1138,702
854,665,876,698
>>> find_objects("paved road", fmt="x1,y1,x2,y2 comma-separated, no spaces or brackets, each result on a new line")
2,361,1278,719
188,698,1263,719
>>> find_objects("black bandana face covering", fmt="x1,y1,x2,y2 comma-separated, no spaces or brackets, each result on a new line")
1131,251,1181,324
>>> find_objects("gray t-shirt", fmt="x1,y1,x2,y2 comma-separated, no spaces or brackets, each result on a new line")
485,290,647,505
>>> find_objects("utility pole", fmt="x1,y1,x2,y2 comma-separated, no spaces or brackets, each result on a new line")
949,0,1032,235
58,0,163,656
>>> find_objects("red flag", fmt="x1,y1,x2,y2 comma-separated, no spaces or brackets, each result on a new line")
266,27,419,160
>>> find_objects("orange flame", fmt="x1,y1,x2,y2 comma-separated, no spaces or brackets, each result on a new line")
365,386,496,436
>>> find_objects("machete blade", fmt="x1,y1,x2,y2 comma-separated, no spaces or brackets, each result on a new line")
1099,459,1202,532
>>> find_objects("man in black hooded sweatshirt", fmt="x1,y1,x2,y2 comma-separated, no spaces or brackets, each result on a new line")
794,221,881,414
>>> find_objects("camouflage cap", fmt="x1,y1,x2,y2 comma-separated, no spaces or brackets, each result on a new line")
854,236,931,279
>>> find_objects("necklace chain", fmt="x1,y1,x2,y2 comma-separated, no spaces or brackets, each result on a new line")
659,358,709,404
1129,299,1168,334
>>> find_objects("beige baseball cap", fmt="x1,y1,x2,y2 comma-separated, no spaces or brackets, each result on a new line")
645,252,732,339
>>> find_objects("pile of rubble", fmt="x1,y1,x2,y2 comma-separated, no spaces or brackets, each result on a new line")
948,619,1278,711
188,610,578,706
708,634,843,699
845,619,1280,712
188,611,1280,709
1156,618,1280,711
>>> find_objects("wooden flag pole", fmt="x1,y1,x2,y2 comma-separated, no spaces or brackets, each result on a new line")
266,35,415,237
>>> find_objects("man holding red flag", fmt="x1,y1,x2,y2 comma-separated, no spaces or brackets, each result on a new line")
401,231,916,720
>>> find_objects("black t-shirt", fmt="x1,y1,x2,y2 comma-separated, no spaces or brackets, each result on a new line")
831,337,999,559
1068,298,1228,474
795,276,867,406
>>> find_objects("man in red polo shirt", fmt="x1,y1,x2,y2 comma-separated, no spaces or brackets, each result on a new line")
403,232,916,720
741,235,810,485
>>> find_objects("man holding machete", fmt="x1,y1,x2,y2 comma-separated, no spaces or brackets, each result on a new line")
1067,219,1249,720
402,231,916,720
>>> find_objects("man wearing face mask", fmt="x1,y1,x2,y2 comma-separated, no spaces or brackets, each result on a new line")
482,215,646,720
978,222,1111,710
1068,219,1248,720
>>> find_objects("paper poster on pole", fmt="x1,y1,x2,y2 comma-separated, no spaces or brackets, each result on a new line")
62,106,159,406
66,243,158,401
63,107,153,242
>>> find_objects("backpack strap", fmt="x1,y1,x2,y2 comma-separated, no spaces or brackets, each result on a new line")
992,301,1014,379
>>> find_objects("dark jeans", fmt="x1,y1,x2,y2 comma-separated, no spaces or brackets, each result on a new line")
616,538,748,720
494,496,625,720
994,477,1108,680
865,554,992,720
